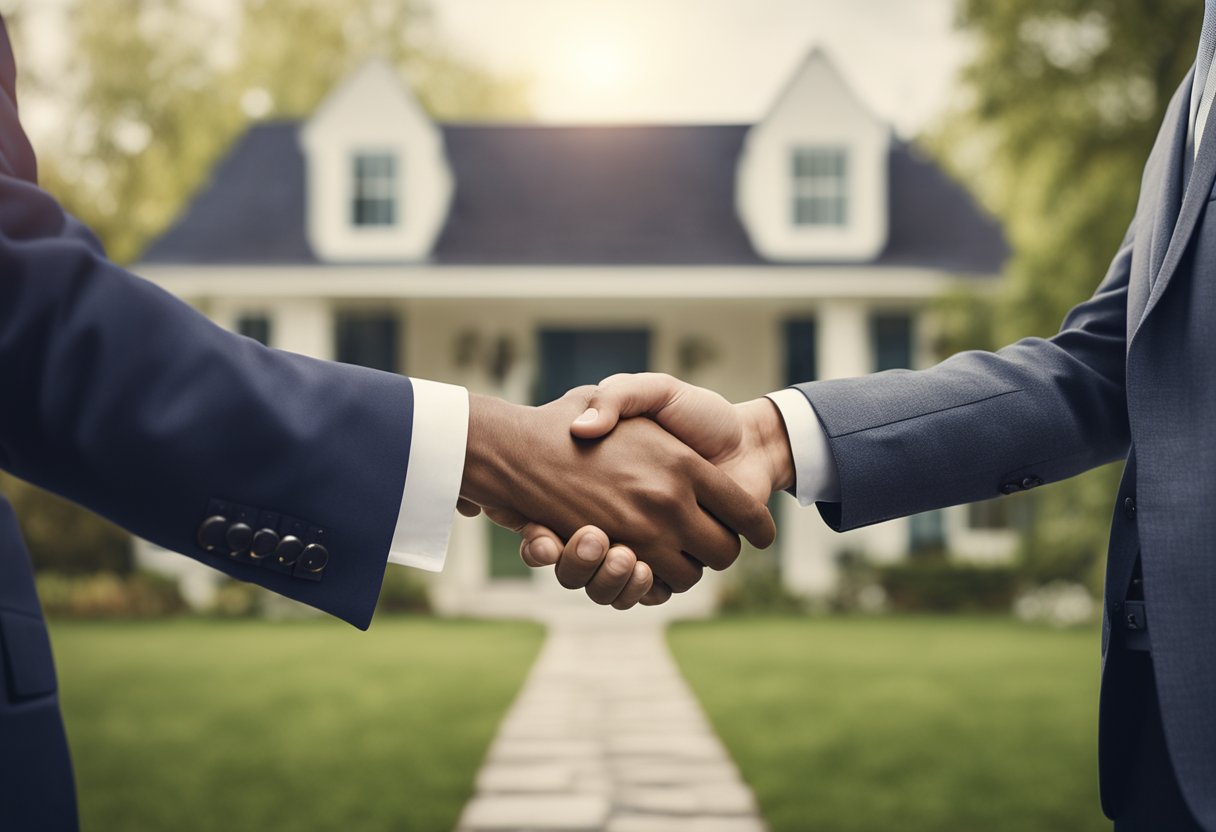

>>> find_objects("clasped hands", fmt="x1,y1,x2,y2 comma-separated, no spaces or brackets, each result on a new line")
458,373,796,609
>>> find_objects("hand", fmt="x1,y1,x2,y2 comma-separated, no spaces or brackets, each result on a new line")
518,373,796,601
572,373,796,499
519,525,664,609
459,387,777,594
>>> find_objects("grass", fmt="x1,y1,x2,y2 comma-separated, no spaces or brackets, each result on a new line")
49,616,544,832
669,615,1108,832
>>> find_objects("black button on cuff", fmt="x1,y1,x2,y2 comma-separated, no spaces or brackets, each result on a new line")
1000,482,1020,495
275,535,304,566
198,515,229,551
250,528,280,559
225,522,253,554
1021,476,1043,489
300,543,329,574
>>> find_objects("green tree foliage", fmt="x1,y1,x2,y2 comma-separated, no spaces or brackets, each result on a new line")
0,0,527,571
928,0,1202,589
9,0,529,265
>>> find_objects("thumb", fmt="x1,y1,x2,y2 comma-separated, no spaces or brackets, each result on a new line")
570,372,684,439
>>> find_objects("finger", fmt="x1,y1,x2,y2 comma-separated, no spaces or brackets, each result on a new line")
640,577,673,606
686,455,777,549
554,525,611,590
456,498,483,518
570,372,685,439
482,505,529,534
612,561,654,610
519,523,563,567
643,547,704,594
677,504,743,572
585,545,638,605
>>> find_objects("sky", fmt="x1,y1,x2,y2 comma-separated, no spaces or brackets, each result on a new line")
434,0,970,134
5,0,971,140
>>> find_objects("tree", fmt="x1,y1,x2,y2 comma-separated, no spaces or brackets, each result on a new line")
9,0,530,265
1,0,528,571
928,0,1202,588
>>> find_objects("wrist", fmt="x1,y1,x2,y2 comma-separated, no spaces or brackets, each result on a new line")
738,398,796,494
461,394,526,509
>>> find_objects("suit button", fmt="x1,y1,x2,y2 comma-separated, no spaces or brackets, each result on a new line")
1000,482,1020,495
225,522,253,554
1124,496,1136,518
197,515,229,551
250,528,280,560
300,543,329,574
275,535,304,566
1021,476,1042,489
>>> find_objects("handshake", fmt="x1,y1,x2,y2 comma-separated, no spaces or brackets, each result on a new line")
457,373,796,609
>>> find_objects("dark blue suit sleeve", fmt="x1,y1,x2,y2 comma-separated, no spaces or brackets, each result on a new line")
0,65,413,629
793,223,1134,532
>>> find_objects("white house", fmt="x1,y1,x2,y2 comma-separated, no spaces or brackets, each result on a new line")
134,49,1015,617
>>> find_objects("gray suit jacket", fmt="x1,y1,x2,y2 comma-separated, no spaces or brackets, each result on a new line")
794,67,1216,827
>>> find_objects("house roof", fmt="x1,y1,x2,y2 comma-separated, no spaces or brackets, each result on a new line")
139,120,1008,273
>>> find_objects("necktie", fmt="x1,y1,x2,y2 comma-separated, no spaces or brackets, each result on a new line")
1187,0,1216,165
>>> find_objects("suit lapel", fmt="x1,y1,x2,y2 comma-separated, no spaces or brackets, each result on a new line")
1135,67,1216,343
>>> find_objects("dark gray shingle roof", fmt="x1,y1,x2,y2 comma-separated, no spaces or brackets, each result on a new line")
140,120,1007,273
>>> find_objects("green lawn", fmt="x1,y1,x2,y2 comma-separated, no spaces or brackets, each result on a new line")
669,616,1108,832
49,617,544,832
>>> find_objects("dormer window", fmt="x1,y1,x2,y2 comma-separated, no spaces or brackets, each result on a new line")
351,151,398,227
791,146,848,227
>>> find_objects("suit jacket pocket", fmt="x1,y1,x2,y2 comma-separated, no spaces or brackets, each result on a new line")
0,608,57,702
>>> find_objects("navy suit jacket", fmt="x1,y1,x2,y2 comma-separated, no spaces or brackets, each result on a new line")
0,21,415,830
796,67,1216,827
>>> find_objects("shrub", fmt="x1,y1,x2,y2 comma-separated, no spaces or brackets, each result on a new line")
1,475,131,574
36,571,185,618
1013,581,1097,627
375,568,432,615
718,568,805,615
876,560,1018,613
208,580,261,617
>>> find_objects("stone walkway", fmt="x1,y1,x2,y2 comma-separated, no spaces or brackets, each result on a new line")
456,614,767,832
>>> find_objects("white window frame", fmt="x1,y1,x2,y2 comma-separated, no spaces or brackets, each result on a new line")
350,150,400,228
791,146,848,227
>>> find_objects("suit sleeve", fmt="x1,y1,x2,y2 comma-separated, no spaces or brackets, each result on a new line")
792,222,1135,533
0,86,418,632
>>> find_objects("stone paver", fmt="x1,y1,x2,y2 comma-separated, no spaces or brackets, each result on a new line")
456,615,767,832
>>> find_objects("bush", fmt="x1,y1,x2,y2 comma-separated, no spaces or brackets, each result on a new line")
1,475,132,574
375,568,432,615
718,568,805,615
37,571,185,618
1014,581,1097,627
876,560,1017,613
208,580,261,617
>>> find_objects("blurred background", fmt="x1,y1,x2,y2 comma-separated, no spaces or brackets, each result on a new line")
0,0,1202,830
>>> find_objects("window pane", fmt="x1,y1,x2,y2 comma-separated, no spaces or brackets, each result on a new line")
791,147,848,227
908,509,946,556
871,313,914,372
783,318,818,386
235,314,271,346
335,311,400,373
350,152,398,227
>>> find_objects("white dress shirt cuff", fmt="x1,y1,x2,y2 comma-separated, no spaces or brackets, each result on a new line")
765,388,841,505
386,378,469,573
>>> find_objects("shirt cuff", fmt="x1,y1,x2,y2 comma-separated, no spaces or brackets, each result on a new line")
386,378,469,572
765,388,841,505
